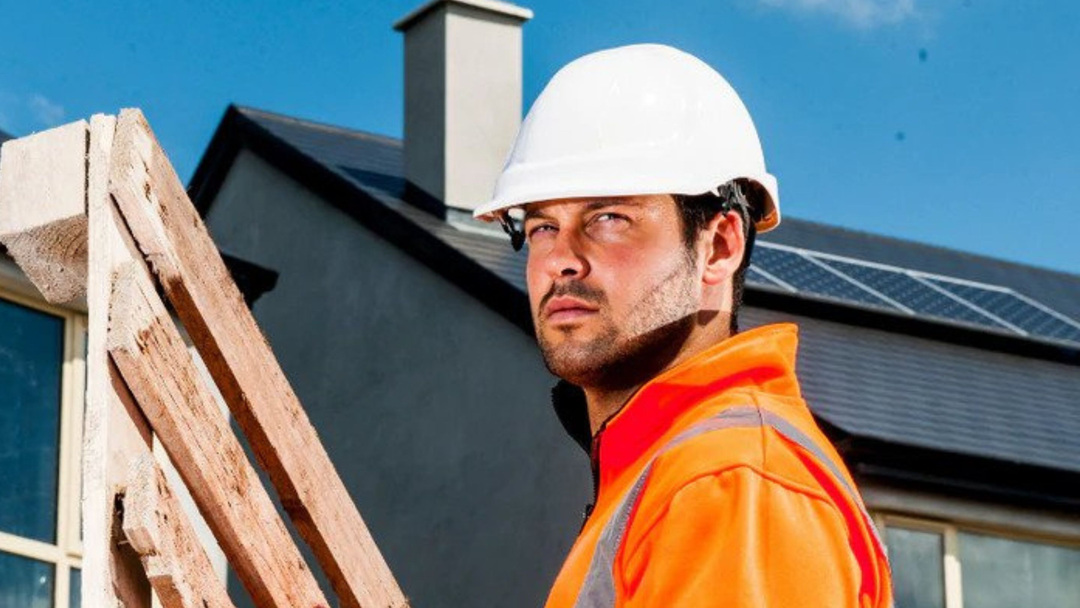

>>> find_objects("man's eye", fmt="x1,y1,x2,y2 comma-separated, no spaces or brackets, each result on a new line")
591,212,628,226
527,224,557,239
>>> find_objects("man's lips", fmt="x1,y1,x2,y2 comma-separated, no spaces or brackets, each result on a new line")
543,296,599,322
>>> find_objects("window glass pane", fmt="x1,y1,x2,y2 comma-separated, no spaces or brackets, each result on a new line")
886,526,945,608
70,568,80,607
960,531,1080,607
0,551,54,607
0,298,64,542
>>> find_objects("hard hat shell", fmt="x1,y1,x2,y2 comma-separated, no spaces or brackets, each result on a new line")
475,44,780,232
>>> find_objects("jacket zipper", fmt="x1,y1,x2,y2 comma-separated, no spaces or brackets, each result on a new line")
581,428,603,529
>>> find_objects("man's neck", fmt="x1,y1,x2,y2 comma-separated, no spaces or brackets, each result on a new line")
583,319,733,436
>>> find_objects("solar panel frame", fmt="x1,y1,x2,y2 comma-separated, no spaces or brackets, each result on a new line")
752,243,906,312
746,264,796,292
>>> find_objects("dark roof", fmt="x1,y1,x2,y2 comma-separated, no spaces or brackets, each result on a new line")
190,105,1080,507
746,308,1080,508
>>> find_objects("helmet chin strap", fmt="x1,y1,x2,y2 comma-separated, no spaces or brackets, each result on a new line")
497,211,526,251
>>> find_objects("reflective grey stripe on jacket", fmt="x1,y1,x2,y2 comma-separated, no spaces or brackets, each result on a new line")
571,405,886,608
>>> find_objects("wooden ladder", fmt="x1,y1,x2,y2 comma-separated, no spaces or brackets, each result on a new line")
0,110,409,608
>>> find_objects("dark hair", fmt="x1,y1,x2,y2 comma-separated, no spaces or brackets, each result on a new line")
674,180,758,333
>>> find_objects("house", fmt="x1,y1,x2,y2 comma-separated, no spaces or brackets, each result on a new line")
189,2,1080,606
2,1,1078,606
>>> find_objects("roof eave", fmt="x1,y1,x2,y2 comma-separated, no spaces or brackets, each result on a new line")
823,420,1080,512
745,286,1080,367
188,105,533,334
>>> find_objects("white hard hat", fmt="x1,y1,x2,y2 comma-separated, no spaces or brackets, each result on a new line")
475,43,780,232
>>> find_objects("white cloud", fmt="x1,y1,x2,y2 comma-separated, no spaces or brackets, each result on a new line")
28,94,65,126
758,0,918,28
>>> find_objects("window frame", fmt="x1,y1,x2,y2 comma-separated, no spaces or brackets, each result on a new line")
0,283,87,608
876,511,1080,608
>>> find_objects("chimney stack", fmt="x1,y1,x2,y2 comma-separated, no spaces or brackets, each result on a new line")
395,0,532,214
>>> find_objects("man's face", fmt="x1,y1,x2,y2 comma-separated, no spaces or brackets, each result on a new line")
523,195,703,389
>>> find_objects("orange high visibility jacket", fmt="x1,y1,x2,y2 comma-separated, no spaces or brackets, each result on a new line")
545,324,892,608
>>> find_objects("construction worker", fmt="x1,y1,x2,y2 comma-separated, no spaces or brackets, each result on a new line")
475,45,893,607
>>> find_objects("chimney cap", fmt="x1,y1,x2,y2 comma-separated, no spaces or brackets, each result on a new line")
394,0,533,31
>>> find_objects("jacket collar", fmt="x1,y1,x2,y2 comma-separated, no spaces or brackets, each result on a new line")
551,323,803,480
551,380,592,454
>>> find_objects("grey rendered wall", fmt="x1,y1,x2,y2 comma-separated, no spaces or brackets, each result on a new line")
204,150,590,608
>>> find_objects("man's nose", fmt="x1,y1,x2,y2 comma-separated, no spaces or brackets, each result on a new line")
545,229,589,279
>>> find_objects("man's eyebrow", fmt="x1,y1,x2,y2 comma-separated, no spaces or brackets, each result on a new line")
523,207,554,222
583,199,639,212
523,199,641,222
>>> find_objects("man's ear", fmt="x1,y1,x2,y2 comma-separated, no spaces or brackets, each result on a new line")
700,210,746,286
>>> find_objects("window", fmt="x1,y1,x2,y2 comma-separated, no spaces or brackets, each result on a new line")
880,515,1080,608
0,287,86,608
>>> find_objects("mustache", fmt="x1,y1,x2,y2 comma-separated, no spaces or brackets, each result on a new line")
539,280,607,313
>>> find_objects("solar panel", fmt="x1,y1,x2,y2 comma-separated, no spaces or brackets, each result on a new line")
748,242,1080,347
922,278,1080,344
812,256,1013,332
752,244,903,311
745,265,791,291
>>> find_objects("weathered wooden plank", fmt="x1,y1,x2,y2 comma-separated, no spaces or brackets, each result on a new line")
122,455,237,608
109,108,408,608
0,120,89,303
83,113,154,608
107,261,330,608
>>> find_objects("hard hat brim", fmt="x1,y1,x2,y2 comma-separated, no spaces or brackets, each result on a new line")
474,164,781,233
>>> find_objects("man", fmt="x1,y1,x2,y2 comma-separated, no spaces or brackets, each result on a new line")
475,45,892,607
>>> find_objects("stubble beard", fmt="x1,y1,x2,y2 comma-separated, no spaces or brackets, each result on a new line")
536,258,700,391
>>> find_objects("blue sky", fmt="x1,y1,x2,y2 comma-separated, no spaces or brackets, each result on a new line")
1,0,1077,273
